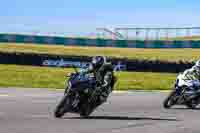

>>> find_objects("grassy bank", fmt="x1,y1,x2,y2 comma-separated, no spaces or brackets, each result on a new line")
0,64,177,90
0,43,199,62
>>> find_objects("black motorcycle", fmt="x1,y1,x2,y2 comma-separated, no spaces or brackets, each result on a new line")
163,77,200,109
54,66,112,118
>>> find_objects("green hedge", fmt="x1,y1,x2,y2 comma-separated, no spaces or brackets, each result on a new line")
1,33,200,48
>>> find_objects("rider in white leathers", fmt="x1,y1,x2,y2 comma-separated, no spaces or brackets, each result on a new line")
177,60,200,94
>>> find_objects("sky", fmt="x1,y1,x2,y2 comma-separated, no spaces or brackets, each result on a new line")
1,0,200,36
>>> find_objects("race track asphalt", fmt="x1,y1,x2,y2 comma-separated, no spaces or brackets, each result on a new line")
0,88,200,133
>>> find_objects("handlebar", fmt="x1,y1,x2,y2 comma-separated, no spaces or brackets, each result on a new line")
72,65,78,74
66,74,71,77
66,65,91,78
65,65,79,77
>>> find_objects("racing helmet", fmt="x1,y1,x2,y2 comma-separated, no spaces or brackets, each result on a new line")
91,56,105,69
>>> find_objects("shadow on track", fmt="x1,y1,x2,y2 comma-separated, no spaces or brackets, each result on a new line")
64,115,178,121
169,107,200,110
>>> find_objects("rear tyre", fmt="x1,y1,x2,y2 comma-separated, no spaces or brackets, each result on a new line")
54,94,70,118
186,99,198,109
80,103,93,118
163,90,177,109
80,110,90,118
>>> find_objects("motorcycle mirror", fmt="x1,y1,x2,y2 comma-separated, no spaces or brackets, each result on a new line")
66,73,71,77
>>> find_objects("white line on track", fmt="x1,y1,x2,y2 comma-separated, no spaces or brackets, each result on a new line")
27,114,50,119
20,94,61,97
0,94,9,97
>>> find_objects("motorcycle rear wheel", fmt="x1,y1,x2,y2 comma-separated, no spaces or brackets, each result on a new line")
186,99,198,109
79,102,94,117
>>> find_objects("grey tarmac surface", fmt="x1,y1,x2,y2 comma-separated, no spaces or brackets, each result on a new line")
0,88,200,133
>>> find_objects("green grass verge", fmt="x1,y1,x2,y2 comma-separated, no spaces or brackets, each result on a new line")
0,64,177,90
0,43,199,62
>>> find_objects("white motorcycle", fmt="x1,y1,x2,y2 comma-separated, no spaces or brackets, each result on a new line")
163,73,200,109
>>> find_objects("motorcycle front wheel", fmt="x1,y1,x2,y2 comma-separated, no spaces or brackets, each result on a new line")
163,90,177,109
54,94,70,118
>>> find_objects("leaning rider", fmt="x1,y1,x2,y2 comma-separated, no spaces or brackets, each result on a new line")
177,60,200,94
81,56,115,106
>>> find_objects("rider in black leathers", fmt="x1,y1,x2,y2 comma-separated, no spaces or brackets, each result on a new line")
81,56,115,113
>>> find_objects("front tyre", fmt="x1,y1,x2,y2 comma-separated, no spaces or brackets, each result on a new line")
54,94,69,118
163,90,177,109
